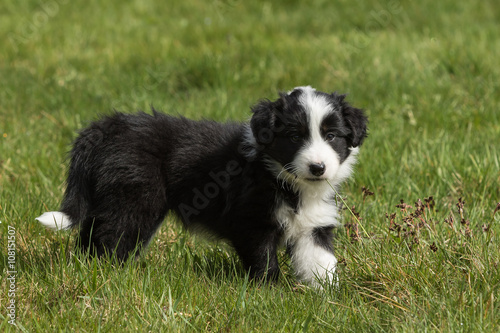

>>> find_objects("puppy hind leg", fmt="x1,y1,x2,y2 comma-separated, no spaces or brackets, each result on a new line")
115,215,166,260
75,217,128,260
84,175,169,261
76,215,165,262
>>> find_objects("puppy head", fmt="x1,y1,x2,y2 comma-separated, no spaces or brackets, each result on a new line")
250,86,368,185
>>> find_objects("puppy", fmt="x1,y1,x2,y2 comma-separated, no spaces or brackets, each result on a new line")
37,86,367,287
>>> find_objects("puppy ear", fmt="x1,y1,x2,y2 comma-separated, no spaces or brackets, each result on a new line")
250,97,284,145
341,102,368,148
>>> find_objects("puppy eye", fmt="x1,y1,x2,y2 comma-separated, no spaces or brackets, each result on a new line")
325,133,336,142
290,134,301,143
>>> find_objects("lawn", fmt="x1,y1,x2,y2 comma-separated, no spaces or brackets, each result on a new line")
1,0,499,331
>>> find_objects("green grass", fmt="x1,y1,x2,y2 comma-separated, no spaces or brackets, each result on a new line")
1,0,499,331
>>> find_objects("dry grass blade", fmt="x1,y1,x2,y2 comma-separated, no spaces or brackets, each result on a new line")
353,285,410,312
326,180,370,239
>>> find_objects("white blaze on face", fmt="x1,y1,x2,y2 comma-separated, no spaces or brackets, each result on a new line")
293,86,340,180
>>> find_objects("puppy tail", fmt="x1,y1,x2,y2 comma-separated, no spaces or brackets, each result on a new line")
36,211,73,231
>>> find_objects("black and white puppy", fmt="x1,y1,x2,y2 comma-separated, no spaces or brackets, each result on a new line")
37,86,367,287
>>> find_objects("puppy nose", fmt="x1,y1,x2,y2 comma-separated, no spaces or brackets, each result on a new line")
309,162,326,177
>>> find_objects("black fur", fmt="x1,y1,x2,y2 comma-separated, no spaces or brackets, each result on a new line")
53,88,367,282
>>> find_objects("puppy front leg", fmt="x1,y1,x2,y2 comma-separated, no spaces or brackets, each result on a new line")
289,227,338,288
231,230,281,282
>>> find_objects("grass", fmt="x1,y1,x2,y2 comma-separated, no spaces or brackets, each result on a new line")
1,0,499,331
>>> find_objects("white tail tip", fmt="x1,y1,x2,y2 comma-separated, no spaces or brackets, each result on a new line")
36,211,73,231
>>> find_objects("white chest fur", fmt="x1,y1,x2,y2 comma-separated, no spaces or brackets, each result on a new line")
276,183,340,287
